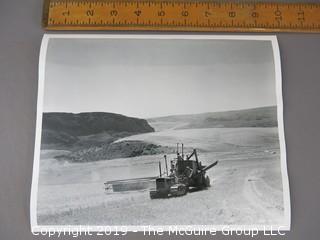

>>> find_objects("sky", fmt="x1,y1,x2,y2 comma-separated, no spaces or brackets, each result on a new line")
43,37,277,118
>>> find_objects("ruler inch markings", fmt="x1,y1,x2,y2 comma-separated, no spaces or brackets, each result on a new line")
43,0,320,32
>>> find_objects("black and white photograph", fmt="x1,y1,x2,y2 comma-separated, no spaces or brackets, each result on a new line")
31,34,290,231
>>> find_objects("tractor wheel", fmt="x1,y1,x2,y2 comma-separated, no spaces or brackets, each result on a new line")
179,185,187,196
150,191,160,199
150,192,156,199
170,184,187,197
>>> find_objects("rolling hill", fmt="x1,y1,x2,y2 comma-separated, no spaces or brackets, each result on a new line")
148,106,278,131
41,112,154,149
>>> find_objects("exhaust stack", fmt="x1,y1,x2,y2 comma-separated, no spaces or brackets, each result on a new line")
176,143,179,156
164,155,168,176
182,143,184,159
159,161,162,177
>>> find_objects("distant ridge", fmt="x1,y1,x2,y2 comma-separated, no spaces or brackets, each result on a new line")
148,106,278,131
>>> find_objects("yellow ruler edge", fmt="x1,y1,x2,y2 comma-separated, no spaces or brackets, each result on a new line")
43,0,320,32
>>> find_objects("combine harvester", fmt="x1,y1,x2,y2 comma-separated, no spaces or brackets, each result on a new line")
104,143,218,199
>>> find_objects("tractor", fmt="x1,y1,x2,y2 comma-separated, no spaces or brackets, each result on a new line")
149,143,218,199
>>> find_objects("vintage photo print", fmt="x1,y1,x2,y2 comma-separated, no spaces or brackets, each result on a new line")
31,34,290,231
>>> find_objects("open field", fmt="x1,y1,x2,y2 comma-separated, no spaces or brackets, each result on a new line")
37,127,284,226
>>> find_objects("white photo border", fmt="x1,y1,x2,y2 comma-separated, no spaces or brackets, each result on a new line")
30,34,291,232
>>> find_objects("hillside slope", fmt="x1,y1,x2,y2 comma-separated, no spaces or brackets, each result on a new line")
41,112,154,149
148,106,278,131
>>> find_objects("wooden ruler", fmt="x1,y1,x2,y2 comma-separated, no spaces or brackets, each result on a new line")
43,0,320,32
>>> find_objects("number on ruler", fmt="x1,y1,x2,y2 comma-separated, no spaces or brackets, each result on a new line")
110,10,118,16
